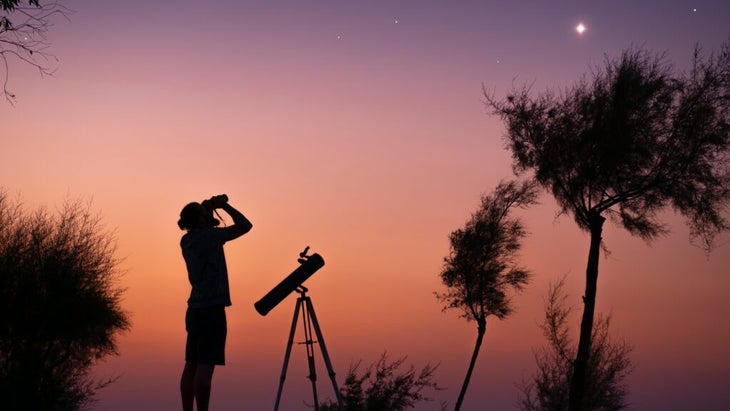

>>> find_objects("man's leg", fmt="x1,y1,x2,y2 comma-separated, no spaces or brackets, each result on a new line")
181,362,196,411
194,364,216,411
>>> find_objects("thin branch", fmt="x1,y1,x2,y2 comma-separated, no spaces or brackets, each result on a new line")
0,1,70,103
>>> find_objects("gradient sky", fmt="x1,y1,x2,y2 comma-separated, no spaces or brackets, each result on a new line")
2,1,729,410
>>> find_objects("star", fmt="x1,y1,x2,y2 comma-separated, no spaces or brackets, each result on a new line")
576,23,586,35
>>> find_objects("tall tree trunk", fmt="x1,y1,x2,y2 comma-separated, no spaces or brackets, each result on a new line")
568,211,605,411
454,319,486,411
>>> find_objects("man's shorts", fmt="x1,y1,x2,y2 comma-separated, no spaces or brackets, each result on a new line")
185,305,227,366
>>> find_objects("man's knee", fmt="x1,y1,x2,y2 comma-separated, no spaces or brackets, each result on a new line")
194,364,215,391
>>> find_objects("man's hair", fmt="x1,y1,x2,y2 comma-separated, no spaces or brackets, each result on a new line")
178,202,202,230
178,202,219,230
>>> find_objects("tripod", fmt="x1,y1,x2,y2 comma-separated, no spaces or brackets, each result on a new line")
274,286,344,411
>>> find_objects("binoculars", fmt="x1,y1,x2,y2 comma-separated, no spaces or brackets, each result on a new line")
201,194,228,210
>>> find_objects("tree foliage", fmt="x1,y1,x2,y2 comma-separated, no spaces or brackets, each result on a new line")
437,179,538,410
438,179,539,322
0,191,130,411
487,43,730,250
518,277,632,411
1,0,69,103
320,353,441,411
486,41,729,410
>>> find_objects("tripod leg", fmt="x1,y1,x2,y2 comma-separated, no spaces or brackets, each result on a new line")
301,297,319,410
274,297,302,411
306,299,345,411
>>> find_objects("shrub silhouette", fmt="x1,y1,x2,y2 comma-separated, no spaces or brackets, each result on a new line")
0,191,130,411
320,352,441,411
518,277,632,411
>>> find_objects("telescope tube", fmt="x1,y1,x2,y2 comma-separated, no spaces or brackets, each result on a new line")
254,253,325,316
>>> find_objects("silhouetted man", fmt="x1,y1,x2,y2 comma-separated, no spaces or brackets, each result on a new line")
177,194,252,411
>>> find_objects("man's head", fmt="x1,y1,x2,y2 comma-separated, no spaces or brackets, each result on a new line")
178,202,219,230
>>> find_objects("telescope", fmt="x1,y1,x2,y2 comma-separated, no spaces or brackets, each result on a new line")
254,247,325,316
255,247,345,410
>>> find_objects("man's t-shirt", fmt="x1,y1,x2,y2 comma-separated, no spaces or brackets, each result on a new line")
181,226,240,308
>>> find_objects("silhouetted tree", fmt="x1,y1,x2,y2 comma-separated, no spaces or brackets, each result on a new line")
320,352,442,411
518,276,632,411
1,0,69,103
486,42,730,410
0,191,130,411
437,179,538,411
